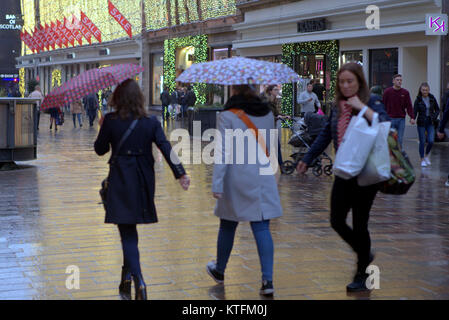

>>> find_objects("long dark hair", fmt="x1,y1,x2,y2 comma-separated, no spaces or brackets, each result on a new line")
336,63,370,105
110,79,147,120
417,82,430,97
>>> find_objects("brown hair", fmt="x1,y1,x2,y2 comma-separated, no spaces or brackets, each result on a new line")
393,74,402,79
417,82,430,97
336,62,370,105
265,85,277,95
110,79,146,120
232,84,258,99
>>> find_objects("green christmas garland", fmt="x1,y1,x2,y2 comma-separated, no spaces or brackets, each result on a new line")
281,40,339,116
164,34,208,105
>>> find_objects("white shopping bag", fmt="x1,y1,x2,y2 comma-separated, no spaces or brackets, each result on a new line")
334,107,380,179
357,121,391,186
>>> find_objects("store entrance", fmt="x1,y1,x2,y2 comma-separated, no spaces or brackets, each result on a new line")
294,54,330,116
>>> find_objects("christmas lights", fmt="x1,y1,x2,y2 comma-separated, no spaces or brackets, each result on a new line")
51,69,62,88
164,35,208,105
19,68,25,97
281,40,339,116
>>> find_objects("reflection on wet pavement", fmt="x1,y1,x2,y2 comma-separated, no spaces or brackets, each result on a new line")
1,112,449,300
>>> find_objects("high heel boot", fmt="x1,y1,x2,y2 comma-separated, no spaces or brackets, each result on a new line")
133,274,147,300
119,266,132,299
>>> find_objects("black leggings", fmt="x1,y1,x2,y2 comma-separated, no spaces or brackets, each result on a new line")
330,177,378,272
117,224,142,276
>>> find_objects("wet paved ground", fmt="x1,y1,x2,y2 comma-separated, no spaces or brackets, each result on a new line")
1,111,449,300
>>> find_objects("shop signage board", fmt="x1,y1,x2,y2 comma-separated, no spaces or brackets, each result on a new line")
297,19,326,33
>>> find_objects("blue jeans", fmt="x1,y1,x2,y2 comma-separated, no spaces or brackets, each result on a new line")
216,219,274,281
390,118,405,147
72,113,82,127
417,117,435,159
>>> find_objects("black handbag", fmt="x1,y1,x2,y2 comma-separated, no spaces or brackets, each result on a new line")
100,119,139,210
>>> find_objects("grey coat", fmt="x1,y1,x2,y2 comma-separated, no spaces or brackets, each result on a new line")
212,110,283,222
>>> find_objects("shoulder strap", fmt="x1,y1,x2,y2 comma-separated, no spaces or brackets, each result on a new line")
110,119,139,164
228,108,269,157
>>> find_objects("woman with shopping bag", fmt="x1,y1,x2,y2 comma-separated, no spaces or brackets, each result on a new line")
296,63,390,292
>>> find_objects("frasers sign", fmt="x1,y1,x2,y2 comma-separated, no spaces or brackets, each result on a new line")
0,14,22,30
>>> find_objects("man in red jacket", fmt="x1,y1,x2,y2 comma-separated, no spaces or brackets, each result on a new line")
382,74,415,147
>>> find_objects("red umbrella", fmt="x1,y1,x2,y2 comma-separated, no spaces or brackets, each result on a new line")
41,63,144,110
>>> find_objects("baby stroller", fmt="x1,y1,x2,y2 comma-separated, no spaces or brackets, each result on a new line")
280,112,333,176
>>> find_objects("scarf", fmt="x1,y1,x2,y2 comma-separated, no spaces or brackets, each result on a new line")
224,94,271,117
337,100,353,147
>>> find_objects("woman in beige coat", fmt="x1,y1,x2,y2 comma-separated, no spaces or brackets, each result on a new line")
71,100,83,128
207,85,283,297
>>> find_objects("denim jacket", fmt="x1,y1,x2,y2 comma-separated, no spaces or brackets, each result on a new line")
302,94,391,166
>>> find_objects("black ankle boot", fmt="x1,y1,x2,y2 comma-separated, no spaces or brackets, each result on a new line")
133,274,147,300
119,266,132,299
346,271,370,292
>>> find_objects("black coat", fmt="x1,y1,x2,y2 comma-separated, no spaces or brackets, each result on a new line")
413,94,440,127
160,90,170,106
94,113,186,224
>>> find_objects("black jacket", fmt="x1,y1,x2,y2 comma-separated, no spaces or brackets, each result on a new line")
302,94,390,166
160,90,170,106
413,94,439,127
94,113,185,224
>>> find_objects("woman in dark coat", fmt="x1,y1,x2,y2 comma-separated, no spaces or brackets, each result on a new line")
94,79,190,300
297,63,390,292
412,82,440,167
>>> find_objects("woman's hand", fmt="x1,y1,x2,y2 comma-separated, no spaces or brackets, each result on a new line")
213,192,223,199
296,161,308,174
179,175,190,191
345,96,375,123
345,96,365,111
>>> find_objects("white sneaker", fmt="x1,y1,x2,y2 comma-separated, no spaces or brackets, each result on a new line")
421,160,427,167
424,157,431,165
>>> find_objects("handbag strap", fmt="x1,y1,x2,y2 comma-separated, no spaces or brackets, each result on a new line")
228,108,269,157
110,119,139,164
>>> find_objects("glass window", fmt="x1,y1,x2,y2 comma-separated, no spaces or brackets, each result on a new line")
340,50,363,66
369,48,398,90
152,53,163,105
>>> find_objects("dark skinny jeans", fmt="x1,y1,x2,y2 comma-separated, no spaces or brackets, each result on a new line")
330,177,378,273
117,224,142,276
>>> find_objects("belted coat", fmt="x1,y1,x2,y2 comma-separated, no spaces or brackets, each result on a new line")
94,113,186,224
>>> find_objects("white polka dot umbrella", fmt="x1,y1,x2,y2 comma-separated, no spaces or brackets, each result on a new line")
176,56,299,85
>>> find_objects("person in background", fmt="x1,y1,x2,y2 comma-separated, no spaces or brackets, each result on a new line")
86,92,99,127
370,85,383,99
185,85,197,109
208,84,283,297
297,62,390,292
94,79,190,300
160,85,170,120
28,85,43,130
312,79,326,113
49,106,61,131
298,82,321,114
70,99,83,128
382,74,415,147
412,83,439,167
261,85,287,170
437,95,449,186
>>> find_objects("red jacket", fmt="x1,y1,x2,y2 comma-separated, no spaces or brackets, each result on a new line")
382,87,414,119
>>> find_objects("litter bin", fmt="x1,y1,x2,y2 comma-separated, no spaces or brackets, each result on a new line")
0,98,39,169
